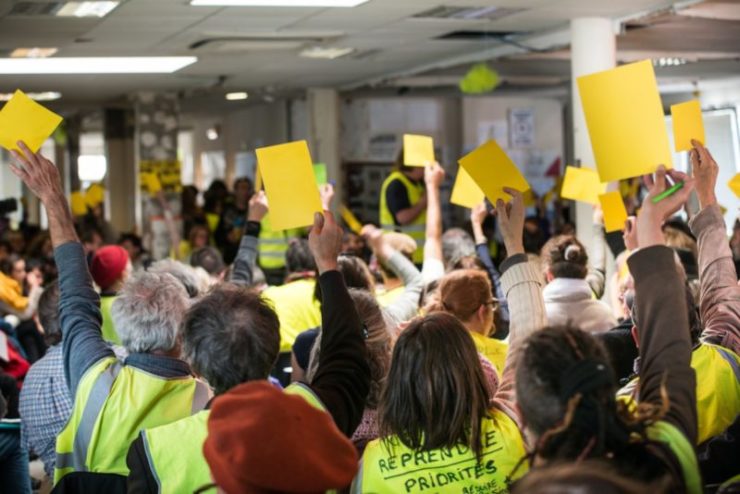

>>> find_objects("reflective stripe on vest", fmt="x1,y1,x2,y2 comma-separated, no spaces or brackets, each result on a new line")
379,171,426,263
358,409,527,493
142,410,211,494
54,358,211,483
259,213,288,270
646,421,701,494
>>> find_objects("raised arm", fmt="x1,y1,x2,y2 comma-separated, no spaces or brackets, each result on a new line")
421,163,445,282
491,189,547,424
363,225,423,325
586,208,607,298
10,142,113,396
687,140,740,354
630,166,697,442
230,191,267,286
307,211,370,436
471,203,510,322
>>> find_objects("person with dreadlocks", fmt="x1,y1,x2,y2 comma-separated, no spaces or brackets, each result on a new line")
512,165,701,493
352,188,547,493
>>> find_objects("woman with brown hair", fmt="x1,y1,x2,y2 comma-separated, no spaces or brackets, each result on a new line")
353,188,547,493
428,269,508,376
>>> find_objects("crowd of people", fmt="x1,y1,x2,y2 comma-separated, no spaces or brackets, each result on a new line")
0,137,738,494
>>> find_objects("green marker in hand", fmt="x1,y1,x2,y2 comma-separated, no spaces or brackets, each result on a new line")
651,181,684,204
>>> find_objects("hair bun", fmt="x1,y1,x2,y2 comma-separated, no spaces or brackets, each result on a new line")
564,245,581,262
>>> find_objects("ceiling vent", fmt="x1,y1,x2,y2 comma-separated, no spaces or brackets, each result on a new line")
8,1,64,16
436,31,522,41
413,6,525,21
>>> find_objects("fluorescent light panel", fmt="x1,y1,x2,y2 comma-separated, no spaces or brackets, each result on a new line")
10,48,58,59
225,92,249,100
0,57,197,74
191,0,368,7
0,91,61,102
300,46,354,59
56,1,119,17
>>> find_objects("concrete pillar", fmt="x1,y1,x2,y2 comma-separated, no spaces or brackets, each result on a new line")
133,92,180,260
104,108,136,234
571,17,616,251
307,88,342,210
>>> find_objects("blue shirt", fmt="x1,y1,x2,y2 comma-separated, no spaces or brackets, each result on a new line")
19,345,73,478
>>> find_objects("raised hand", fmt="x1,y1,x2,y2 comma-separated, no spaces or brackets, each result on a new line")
319,183,335,210
360,224,384,253
495,188,525,256
308,211,343,274
690,139,719,209
623,216,638,251
247,190,269,223
636,165,695,248
470,202,489,228
424,162,445,189
9,141,63,204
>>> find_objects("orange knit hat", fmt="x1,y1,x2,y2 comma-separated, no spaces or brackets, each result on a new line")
203,381,359,494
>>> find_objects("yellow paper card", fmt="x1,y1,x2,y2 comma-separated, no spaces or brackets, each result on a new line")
561,166,607,205
85,184,105,208
728,173,740,199
255,140,322,231
458,140,530,204
450,166,485,208
403,134,434,167
671,100,704,152
339,205,363,234
577,60,672,182
70,192,87,216
0,90,63,153
140,172,162,194
599,191,628,233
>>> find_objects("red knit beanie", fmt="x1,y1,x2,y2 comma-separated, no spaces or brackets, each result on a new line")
90,245,129,290
204,381,359,494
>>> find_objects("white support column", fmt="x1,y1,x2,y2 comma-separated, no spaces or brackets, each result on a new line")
307,88,342,210
571,18,616,251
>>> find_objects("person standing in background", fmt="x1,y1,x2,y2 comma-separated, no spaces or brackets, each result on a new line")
215,177,253,264
379,150,427,264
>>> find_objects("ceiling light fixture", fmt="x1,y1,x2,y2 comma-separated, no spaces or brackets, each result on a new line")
0,91,62,102
10,48,59,59
0,57,197,74
300,46,355,59
56,1,119,17
225,92,249,100
191,0,368,7
652,57,688,67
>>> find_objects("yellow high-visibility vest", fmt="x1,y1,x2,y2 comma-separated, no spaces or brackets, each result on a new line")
100,295,121,345
258,213,289,271
379,171,426,264
263,279,322,352
469,332,508,377
140,382,325,494
54,357,210,483
356,409,527,493
619,342,740,444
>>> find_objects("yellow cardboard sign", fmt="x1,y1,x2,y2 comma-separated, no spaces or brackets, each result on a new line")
339,205,363,234
70,192,87,216
671,100,704,152
450,166,485,208
85,183,105,208
599,191,628,233
560,166,607,205
255,140,322,231
140,172,162,194
577,60,672,182
728,173,740,199
403,134,434,167
0,90,63,153
458,140,530,204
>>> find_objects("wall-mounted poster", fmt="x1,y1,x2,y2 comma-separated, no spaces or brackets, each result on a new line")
509,108,535,148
